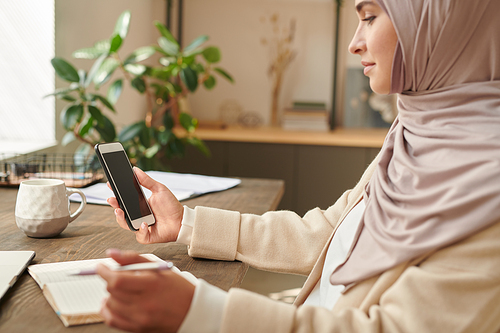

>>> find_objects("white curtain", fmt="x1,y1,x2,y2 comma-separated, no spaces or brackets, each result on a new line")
0,0,55,142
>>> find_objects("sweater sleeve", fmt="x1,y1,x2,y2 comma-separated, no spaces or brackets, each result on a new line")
187,191,349,276
218,220,500,333
187,156,378,276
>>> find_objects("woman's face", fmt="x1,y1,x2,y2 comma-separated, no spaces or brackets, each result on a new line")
349,0,398,95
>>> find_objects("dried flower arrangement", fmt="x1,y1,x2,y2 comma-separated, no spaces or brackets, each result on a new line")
260,13,297,126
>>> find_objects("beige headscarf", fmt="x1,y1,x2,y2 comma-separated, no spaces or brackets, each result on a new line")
331,0,500,285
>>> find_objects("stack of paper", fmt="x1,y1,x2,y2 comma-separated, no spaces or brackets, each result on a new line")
70,171,241,205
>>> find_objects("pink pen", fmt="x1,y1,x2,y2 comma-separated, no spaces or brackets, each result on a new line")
68,261,174,276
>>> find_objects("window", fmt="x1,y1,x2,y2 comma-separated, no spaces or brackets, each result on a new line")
0,0,56,154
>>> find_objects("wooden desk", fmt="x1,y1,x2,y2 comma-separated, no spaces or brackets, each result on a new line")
0,177,284,332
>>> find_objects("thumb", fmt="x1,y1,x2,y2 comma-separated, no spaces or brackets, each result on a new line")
133,167,162,192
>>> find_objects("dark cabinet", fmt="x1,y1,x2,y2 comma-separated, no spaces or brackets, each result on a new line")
168,140,379,216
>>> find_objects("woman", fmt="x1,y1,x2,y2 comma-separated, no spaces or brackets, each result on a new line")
98,0,500,332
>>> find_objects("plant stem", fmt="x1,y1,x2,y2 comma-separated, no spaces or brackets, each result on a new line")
143,76,155,128
73,127,95,146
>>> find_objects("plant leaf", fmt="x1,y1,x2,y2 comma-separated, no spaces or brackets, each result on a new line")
154,21,178,45
163,112,174,130
203,75,216,90
172,66,180,77
182,55,195,66
75,143,92,158
87,105,105,126
119,121,145,142
91,94,115,112
93,58,120,88
95,115,116,143
44,86,79,98
107,79,123,105
60,95,77,102
183,35,209,54
114,10,131,39
72,40,110,59
124,46,157,65
159,56,176,67
150,66,173,80
158,128,173,145
180,66,198,92
183,48,204,58
187,137,210,157
124,63,147,76
72,47,101,59
163,81,177,96
214,67,234,83
202,46,221,63
131,77,146,93
158,36,179,56
109,33,123,53
193,63,205,73
51,58,80,83
179,112,197,132
60,103,84,130
139,126,151,148
166,137,185,159
61,131,76,146
85,53,107,87
78,116,95,137
78,69,86,86
144,143,161,158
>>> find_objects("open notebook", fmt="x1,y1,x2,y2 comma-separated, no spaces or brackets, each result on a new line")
28,254,163,327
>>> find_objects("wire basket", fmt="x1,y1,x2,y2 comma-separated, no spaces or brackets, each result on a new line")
0,152,104,188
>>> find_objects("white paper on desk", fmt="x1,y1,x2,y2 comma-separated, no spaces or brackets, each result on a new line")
70,171,241,205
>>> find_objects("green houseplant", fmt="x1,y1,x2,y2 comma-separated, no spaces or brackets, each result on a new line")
48,10,233,170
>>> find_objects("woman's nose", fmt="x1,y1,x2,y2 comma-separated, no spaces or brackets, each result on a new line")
349,26,366,55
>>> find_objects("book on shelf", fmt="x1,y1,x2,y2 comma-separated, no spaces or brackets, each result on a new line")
282,119,330,131
291,101,327,110
28,254,163,327
282,106,330,132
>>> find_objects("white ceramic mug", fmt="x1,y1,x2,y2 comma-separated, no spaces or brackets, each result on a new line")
15,179,87,238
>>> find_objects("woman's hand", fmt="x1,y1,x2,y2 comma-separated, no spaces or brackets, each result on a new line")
107,167,184,244
97,249,195,333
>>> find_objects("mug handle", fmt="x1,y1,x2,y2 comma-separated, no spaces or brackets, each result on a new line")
66,188,87,223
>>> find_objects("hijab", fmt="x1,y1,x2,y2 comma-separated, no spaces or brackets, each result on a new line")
330,0,500,285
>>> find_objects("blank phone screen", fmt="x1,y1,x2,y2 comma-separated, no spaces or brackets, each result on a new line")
102,151,151,220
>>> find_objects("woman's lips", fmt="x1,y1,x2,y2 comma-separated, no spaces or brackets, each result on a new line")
361,61,375,75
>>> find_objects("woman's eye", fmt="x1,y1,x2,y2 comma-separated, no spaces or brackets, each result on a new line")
362,16,376,24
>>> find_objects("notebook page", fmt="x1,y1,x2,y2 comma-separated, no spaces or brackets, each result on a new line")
44,278,108,315
28,254,163,287
28,258,116,287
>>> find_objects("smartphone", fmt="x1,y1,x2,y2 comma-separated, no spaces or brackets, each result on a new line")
94,142,155,231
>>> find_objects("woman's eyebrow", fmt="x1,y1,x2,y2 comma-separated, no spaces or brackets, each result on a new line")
356,0,375,13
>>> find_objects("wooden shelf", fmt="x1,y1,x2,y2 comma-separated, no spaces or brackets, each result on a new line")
177,126,388,148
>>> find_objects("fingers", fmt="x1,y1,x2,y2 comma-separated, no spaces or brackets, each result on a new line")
106,248,151,266
106,202,129,231
101,297,141,333
97,264,154,293
133,167,163,193
107,196,119,209
135,222,153,244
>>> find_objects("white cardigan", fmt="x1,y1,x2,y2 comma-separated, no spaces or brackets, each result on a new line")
176,200,366,332
166,156,500,333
